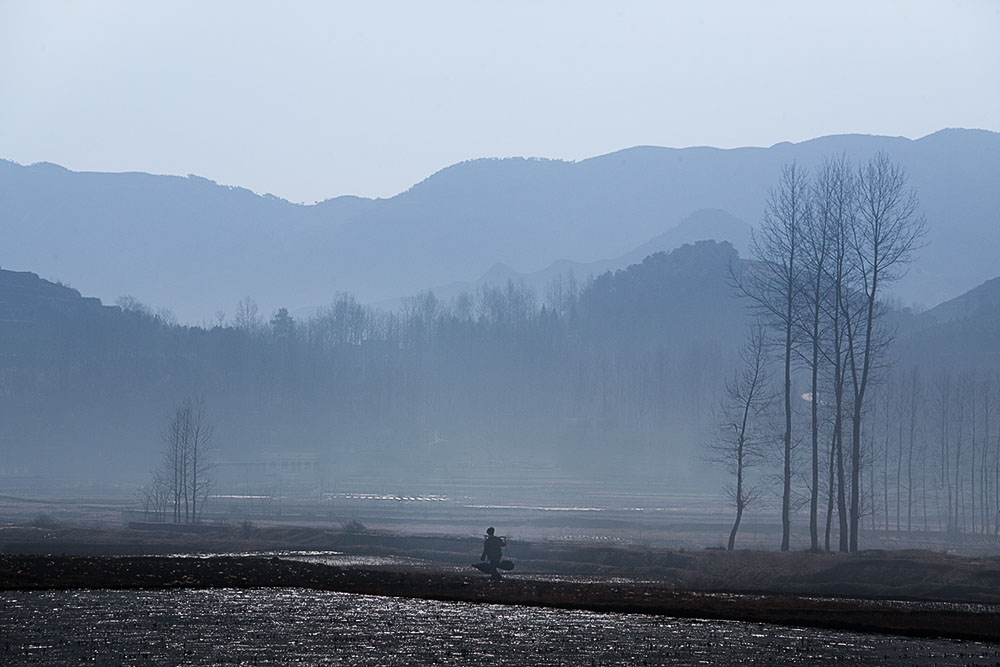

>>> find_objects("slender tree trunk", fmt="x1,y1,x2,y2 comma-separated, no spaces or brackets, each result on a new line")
995,390,1000,535
896,391,903,531
849,287,876,552
870,415,878,531
182,433,190,524
850,379,864,549
985,376,996,535
781,286,794,552
728,492,744,551
809,334,820,550
939,376,952,533
980,381,989,534
955,395,964,533
804,235,826,551
884,390,891,531
191,445,198,524
971,378,977,534
836,394,849,551
922,440,928,533
825,427,836,551
907,391,915,532
831,271,849,552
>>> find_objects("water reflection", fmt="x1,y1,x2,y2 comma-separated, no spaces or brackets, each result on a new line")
158,550,431,569
2,589,998,665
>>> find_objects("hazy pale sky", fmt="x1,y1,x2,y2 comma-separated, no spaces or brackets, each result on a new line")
2,1,998,203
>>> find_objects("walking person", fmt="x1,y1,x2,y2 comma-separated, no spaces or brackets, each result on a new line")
480,527,506,581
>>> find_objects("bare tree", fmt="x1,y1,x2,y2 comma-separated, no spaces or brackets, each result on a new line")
818,155,856,552
905,367,923,532
798,158,839,551
844,152,925,552
163,406,187,522
735,162,810,551
970,371,979,534
708,322,773,550
545,270,580,316
935,371,953,532
186,397,214,523
983,374,994,534
954,373,969,532
158,397,215,524
234,296,263,336
136,471,169,522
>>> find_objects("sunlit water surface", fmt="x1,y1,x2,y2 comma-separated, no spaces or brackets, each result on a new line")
2,589,998,665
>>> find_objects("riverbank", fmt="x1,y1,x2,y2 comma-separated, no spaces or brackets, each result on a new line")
3,524,1000,641
2,553,999,642
3,523,1000,601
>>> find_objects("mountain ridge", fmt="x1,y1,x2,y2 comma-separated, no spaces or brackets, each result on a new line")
2,128,997,322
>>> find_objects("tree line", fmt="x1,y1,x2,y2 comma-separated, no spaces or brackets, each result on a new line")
1,240,743,483
864,367,1000,538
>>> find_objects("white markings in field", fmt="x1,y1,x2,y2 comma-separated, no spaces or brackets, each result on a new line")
464,505,604,512
323,493,450,503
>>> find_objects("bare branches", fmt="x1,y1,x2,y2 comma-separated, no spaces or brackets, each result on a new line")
708,320,774,550
843,152,926,551
732,152,924,552
735,162,810,551
157,396,215,524
853,152,926,290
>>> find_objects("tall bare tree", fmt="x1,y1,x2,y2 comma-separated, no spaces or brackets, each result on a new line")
818,155,856,552
799,158,839,551
736,162,810,551
845,152,925,551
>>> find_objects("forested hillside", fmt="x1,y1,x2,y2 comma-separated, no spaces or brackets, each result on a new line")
0,242,747,482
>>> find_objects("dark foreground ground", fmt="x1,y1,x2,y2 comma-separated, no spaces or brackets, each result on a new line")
3,524,1000,642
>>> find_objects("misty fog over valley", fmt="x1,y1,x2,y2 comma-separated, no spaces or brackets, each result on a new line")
2,3,999,663
2,134,998,557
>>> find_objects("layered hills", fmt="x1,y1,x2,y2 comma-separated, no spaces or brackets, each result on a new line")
2,129,996,323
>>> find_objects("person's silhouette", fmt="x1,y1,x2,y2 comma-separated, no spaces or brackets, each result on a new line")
480,527,506,581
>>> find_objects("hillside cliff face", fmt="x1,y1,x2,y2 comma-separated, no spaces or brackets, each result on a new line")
2,129,997,323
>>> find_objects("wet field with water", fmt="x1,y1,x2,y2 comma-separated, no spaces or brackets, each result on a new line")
3,588,1000,666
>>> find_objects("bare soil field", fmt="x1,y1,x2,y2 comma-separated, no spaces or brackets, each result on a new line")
3,523,1000,642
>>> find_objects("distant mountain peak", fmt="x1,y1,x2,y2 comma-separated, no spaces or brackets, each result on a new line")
2,128,996,323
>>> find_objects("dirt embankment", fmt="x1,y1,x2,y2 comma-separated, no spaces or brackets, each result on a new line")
3,553,1000,643
3,524,1000,642
4,524,1000,602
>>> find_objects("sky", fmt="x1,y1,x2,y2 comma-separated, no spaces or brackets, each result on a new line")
1,1,998,204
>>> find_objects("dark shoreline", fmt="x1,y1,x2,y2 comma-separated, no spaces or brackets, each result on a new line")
3,554,1000,643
